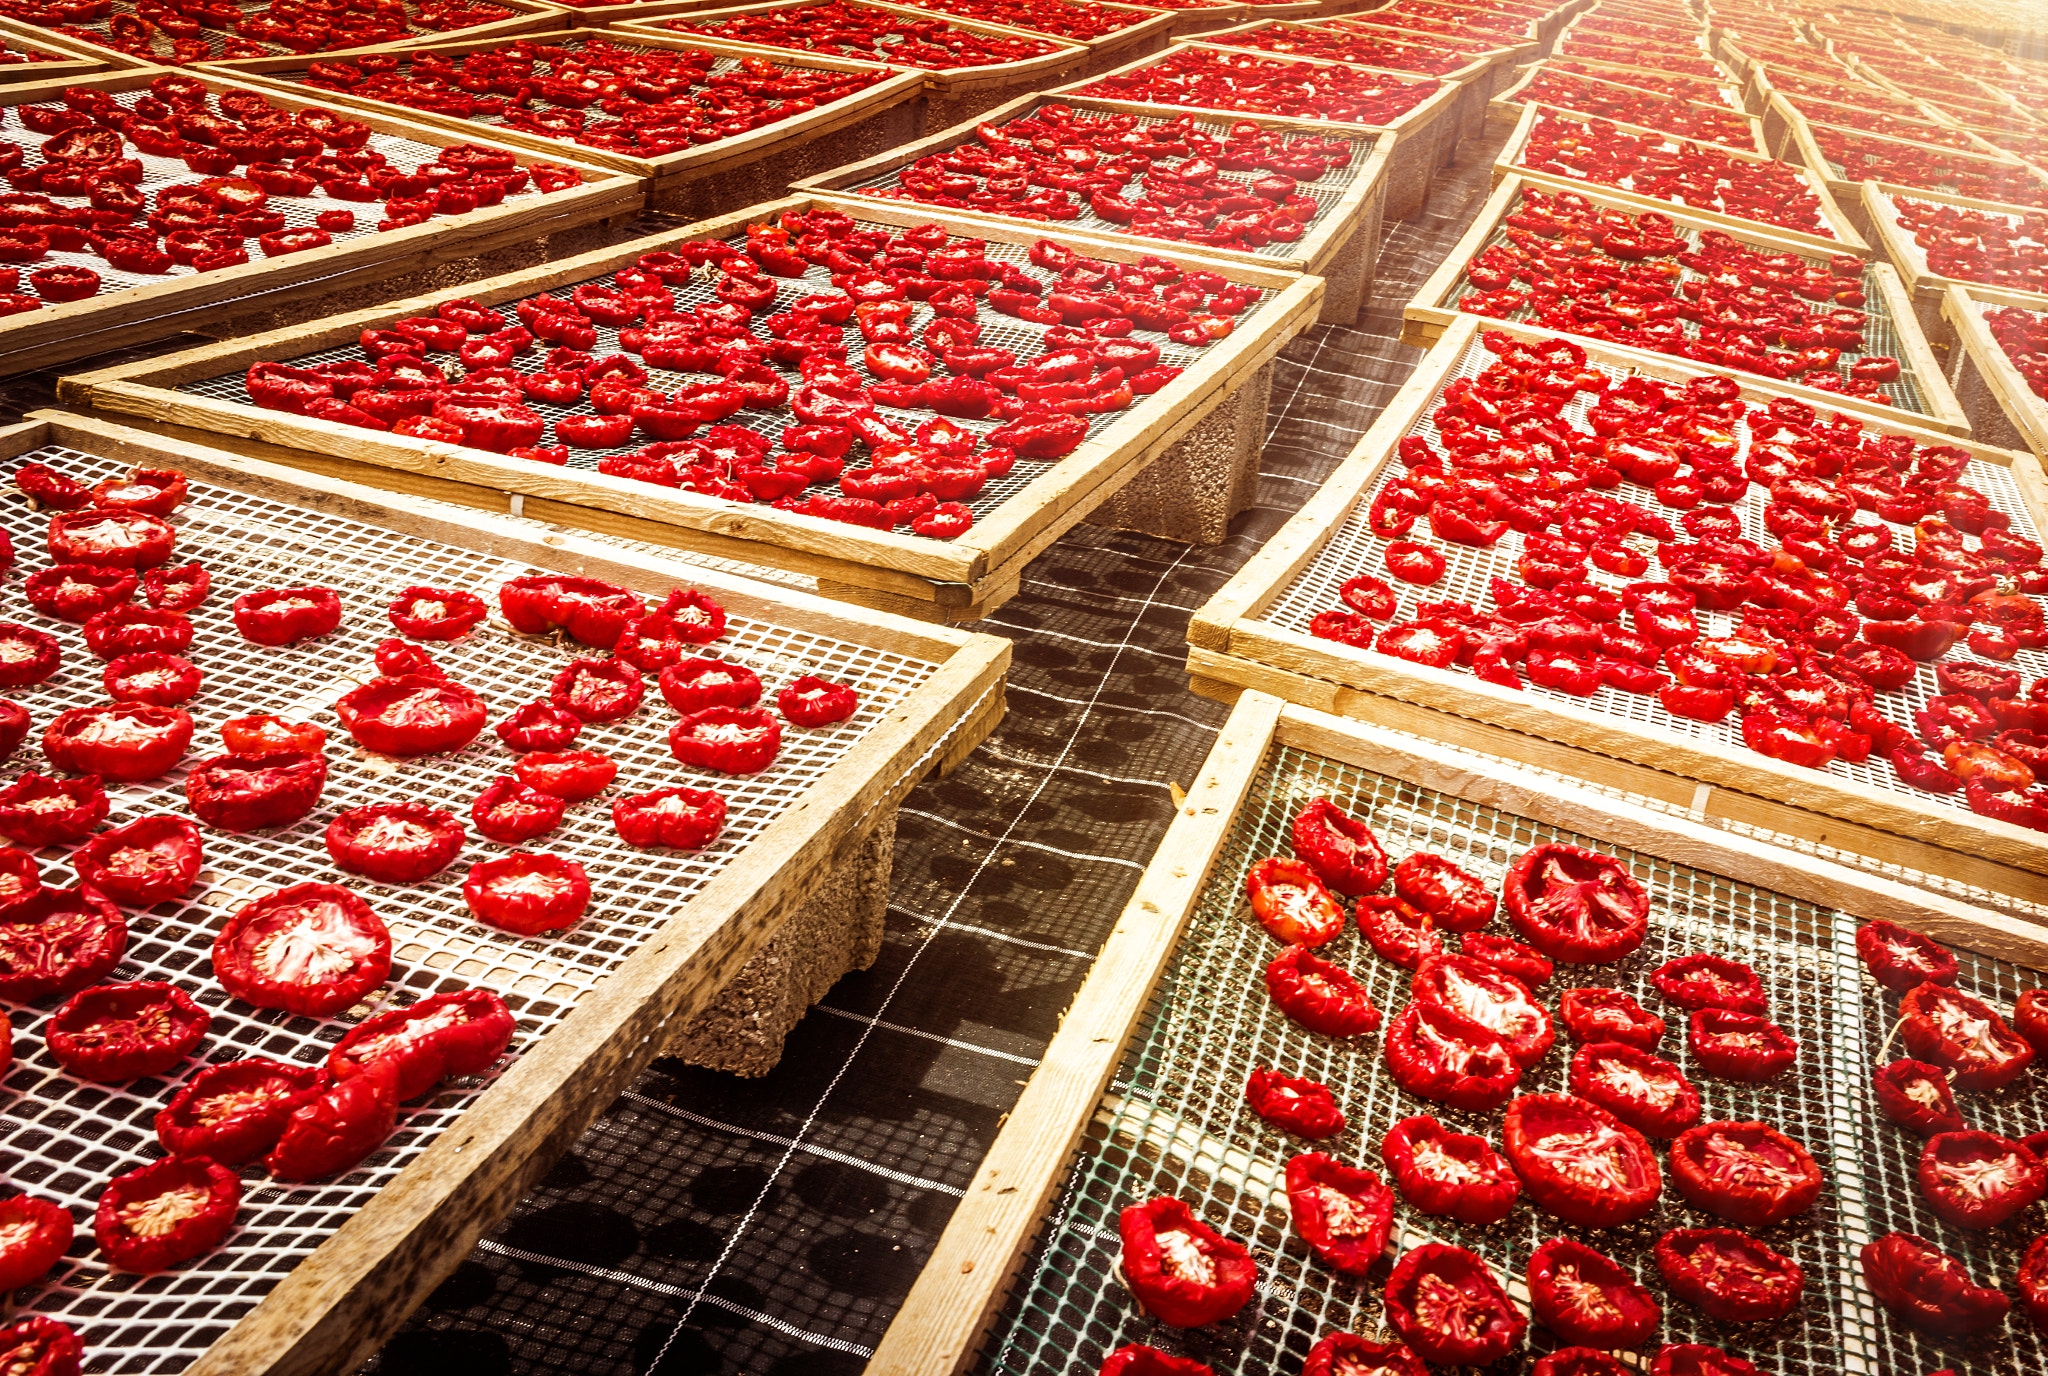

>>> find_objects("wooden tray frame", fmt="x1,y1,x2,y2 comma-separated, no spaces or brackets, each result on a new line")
1530,54,1747,111
788,88,1392,325
1188,313,2048,895
863,687,2048,1375
1942,280,2048,459
605,0,1090,112
60,193,1321,625
1051,38,1465,221
0,14,127,81
1743,63,1931,137
1488,62,1766,150
1402,174,1961,432
1788,112,2048,219
1492,101,1875,254
0,407,1011,1376
1202,17,1504,142
196,30,926,213
1762,89,1968,165
1317,13,1540,93
0,69,639,379
1861,178,2048,348
42,0,565,67
1551,11,1736,87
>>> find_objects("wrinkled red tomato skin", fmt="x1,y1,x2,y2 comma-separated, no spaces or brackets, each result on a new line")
1116,1196,1257,1328
1669,1121,1822,1227
1382,1243,1526,1367
1503,1093,1661,1228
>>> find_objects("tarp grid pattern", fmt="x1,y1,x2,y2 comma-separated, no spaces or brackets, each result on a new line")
345,132,1505,1376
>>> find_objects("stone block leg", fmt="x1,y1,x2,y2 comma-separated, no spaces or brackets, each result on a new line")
1082,361,1271,546
1951,351,2030,453
664,811,895,1077
1382,134,1434,222
1315,205,1377,326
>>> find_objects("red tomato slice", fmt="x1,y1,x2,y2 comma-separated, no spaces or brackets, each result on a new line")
211,882,392,1017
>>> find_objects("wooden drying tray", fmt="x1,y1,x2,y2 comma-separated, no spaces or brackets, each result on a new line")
1848,56,2028,127
1375,0,1549,46
787,89,1393,325
1550,10,1737,81
1488,63,1767,150
0,408,1010,1376
604,0,1088,110
1741,64,1924,134
0,69,638,380
1528,55,1747,112
1199,17,1505,142
0,14,128,81
865,687,2048,1375
1790,116,2048,221
1942,280,2048,460
1760,89,1967,165
195,30,926,213
1316,13,1541,92
1492,102,1875,256
1050,38,1466,221
1861,178,2048,347
1187,313,2048,898
40,0,564,67
1403,174,1958,432
60,193,1321,625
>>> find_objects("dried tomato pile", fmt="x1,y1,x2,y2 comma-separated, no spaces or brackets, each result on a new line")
1308,330,2048,825
858,105,1341,252
297,41,892,158
1519,114,1830,238
1892,195,2048,294
0,77,583,315
1512,70,1754,145
33,0,511,65
1203,24,1471,76
660,1,1064,70
1987,304,2048,403
1076,48,1442,127
1457,187,1894,398
1816,128,2048,210
1546,60,1735,109
883,0,1143,42
0,468,882,1363
238,209,1259,540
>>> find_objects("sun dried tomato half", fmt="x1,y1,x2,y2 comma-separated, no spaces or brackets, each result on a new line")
1669,1121,1821,1226
1688,1009,1796,1082
659,658,763,714
1861,1231,2009,1336
71,814,201,907
2021,1235,2048,1332
669,705,782,773
329,988,515,1102
24,563,136,621
1654,954,1768,1014
42,703,192,782
1874,1058,1966,1136
498,574,645,648
0,884,124,1001
1117,1196,1257,1328
1855,920,1959,992
779,675,859,727
0,1316,81,1376
1559,987,1665,1050
1383,1243,1525,1366
387,585,488,640
1899,982,2034,1091
1098,1346,1214,1376
0,623,59,688
551,656,644,723
0,702,27,767
1917,1130,2045,1230
232,586,343,646
266,1061,401,1183
92,468,186,515
613,785,726,848
1379,1115,1518,1225
1289,797,1388,897
464,852,591,936
1527,1236,1660,1348
0,1193,70,1291
1650,1344,1766,1376
1356,894,1443,970
156,1058,328,1164
1503,1093,1661,1228
0,773,105,848
1393,853,1493,930
93,1157,238,1273
186,750,327,832
1267,945,1381,1038
1246,857,1344,946
1461,932,1552,987
103,651,201,706
325,802,464,884
1504,842,1648,962
1284,1151,1393,1276
1570,1041,1700,1138
49,980,209,1081
1300,1335,1421,1376
48,509,174,568
1655,1228,1803,1325
1245,1066,1344,1139
212,882,391,1018
1384,998,1519,1111
0,848,37,911
1533,1351,1625,1376
143,563,209,612
337,674,489,757
1412,953,1552,1067
515,749,617,802
221,714,326,756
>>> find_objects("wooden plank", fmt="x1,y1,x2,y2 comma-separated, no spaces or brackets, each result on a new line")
0,69,638,380
0,15,121,81
1403,173,1966,434
0,409,1013,1376
195,30,926,198
862,690,1283,1376
63,194,1318,622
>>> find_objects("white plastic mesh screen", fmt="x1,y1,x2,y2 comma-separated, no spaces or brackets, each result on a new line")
0,442,946,1374
1255,328,2048,821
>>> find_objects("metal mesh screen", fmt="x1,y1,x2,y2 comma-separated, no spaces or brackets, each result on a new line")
1254,328,2044,821
0,441,949,1374
837,106,1376,263
973,740,1877,1374
174,215,1258,540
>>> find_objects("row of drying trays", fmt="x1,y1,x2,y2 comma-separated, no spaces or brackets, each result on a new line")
4,0,2048,1371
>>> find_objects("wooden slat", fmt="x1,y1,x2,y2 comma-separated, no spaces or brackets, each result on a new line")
1944,281,2048,460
